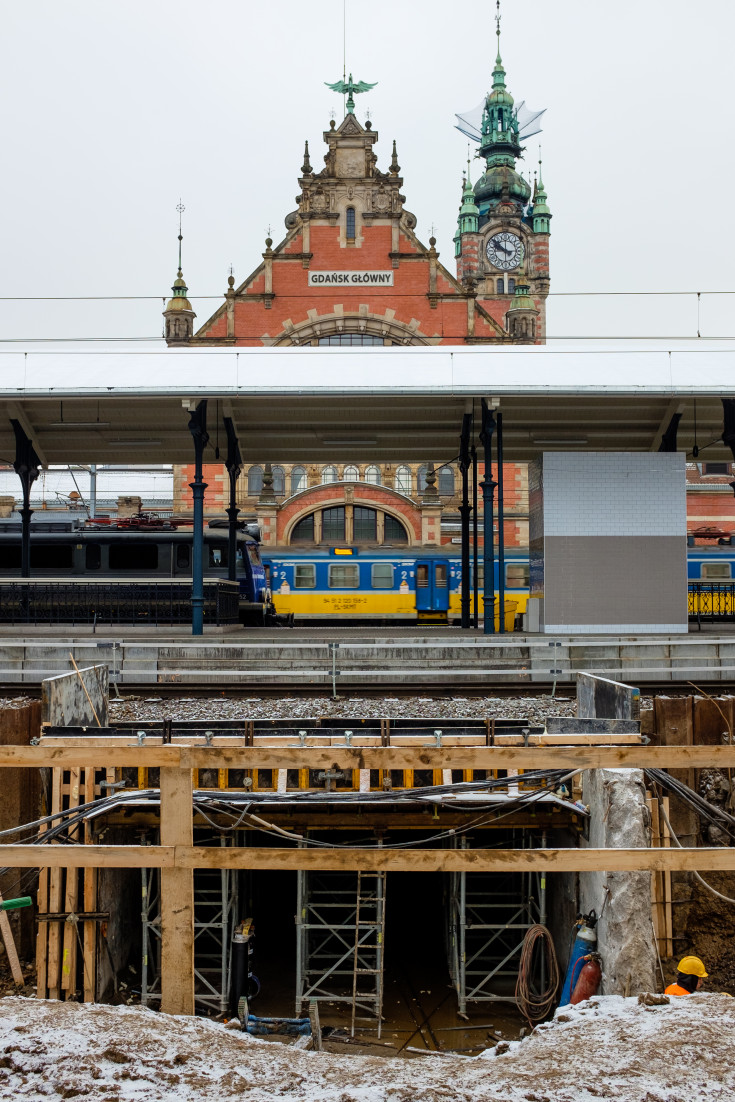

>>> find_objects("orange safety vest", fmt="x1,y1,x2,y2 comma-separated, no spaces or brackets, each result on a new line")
665,983,691,996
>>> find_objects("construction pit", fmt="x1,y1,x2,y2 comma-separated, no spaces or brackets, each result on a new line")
1,676,735,1099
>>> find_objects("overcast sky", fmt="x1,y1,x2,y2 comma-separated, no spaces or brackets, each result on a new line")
0,0,732,350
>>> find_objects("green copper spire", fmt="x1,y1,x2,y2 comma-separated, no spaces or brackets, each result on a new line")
532,157,551,233
325,74,377,115
454,161,480,255
167,201,193,309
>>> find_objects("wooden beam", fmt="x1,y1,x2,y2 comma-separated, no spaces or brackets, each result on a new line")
6,743,735,770
159,767,194,1016
4,843,735,873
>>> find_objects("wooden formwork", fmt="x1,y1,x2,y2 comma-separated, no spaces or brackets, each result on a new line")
3,740,735,1015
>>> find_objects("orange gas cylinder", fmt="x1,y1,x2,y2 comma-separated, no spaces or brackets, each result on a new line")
570,953,602,1004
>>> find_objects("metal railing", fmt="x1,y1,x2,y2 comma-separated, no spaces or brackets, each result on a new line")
0,580,241,626
689,583,735,630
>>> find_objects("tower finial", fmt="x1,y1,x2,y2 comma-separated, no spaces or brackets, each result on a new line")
495,0,501,60
176,200,185,275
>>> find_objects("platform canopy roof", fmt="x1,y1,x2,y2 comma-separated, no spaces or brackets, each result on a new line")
0,345,734,465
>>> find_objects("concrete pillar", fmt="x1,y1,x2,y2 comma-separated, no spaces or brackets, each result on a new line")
116,495,142,518
581,768,657,995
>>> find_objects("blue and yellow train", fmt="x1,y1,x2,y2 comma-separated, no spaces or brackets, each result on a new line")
264,543,735,625
263,547,530,625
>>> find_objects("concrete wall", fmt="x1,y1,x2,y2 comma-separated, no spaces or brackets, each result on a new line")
530,453,688,633
581,768,657,995
42,665,109,728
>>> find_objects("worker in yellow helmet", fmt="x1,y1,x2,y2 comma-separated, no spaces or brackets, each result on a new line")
665,956,708,996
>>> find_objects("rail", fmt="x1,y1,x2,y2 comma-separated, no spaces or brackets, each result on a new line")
0,580,241,626
689,582,735,630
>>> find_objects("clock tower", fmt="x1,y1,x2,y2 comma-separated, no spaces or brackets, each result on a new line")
454,13,550,343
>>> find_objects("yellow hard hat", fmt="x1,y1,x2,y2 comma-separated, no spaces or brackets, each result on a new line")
677,956,708,978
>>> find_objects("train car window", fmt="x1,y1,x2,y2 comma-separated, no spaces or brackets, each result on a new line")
384,514,408,544
30,543,74,569
353,507,377,541
372,563,394,588
291,466,307,495
506,563,530,586
295,564,316,588
322,507,346,541
85,544,102,570
246,543,262,566
472,562,485,587
208,544,228,567
0,546,21,568
702,562,731,579
416,564,429,587
292,514,315,542
435,564,448,587
176,544,190,569
329,563,360,588
395,466,412,494
247,466,263,494
108,543,158,570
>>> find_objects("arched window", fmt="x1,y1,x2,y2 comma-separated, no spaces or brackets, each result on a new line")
365,465,381,486
416,465,428,492
292,513,315,542
384,514,408,544
343,465,359,481
496,278,504,294
247,465,263,495
318,334,386,345
322,507,345,541
322,465,338,484
394,466,412,494
346,207,356,239
353,506,377,541
290,466,307,495
438,466,455,495
271,466,285,495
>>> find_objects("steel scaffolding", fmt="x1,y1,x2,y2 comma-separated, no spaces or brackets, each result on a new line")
447,831,547,1014
141,834,238,1014
296,868,386,1033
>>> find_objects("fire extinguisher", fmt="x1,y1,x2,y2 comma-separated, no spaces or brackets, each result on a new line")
570,953,602,1005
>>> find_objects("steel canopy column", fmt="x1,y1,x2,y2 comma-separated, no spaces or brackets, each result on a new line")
496,411,506,635
10,420,41,579
471,444,479,629
458,413,472,630
480,400,497,635
223,417,242,583
187,401,209,636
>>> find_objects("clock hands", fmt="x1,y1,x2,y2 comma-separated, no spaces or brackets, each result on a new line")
493,239,513,256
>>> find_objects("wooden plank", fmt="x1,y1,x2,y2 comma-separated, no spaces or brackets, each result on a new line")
83,766,97,1002
6,743,735,770
3,843,735,874
61,767,81,995
661,795,674,960
0,893,24,985
46,768,63,1000
159,766,194,1016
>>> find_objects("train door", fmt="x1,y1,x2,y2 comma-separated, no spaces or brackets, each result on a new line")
415,559,450,621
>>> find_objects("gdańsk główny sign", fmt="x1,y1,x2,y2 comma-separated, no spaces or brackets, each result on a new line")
307,271,394,286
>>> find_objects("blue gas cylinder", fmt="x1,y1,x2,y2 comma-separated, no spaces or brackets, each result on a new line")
559,914,598,1006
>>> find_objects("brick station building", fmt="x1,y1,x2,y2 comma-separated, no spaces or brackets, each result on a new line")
168,46,549,551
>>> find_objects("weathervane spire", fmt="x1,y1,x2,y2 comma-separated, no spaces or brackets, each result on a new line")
325,74,377,115
176,199,185,275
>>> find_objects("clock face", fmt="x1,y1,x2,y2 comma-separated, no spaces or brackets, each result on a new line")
486,232,523,271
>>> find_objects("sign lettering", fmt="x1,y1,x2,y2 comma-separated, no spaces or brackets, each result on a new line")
308,271,394,287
